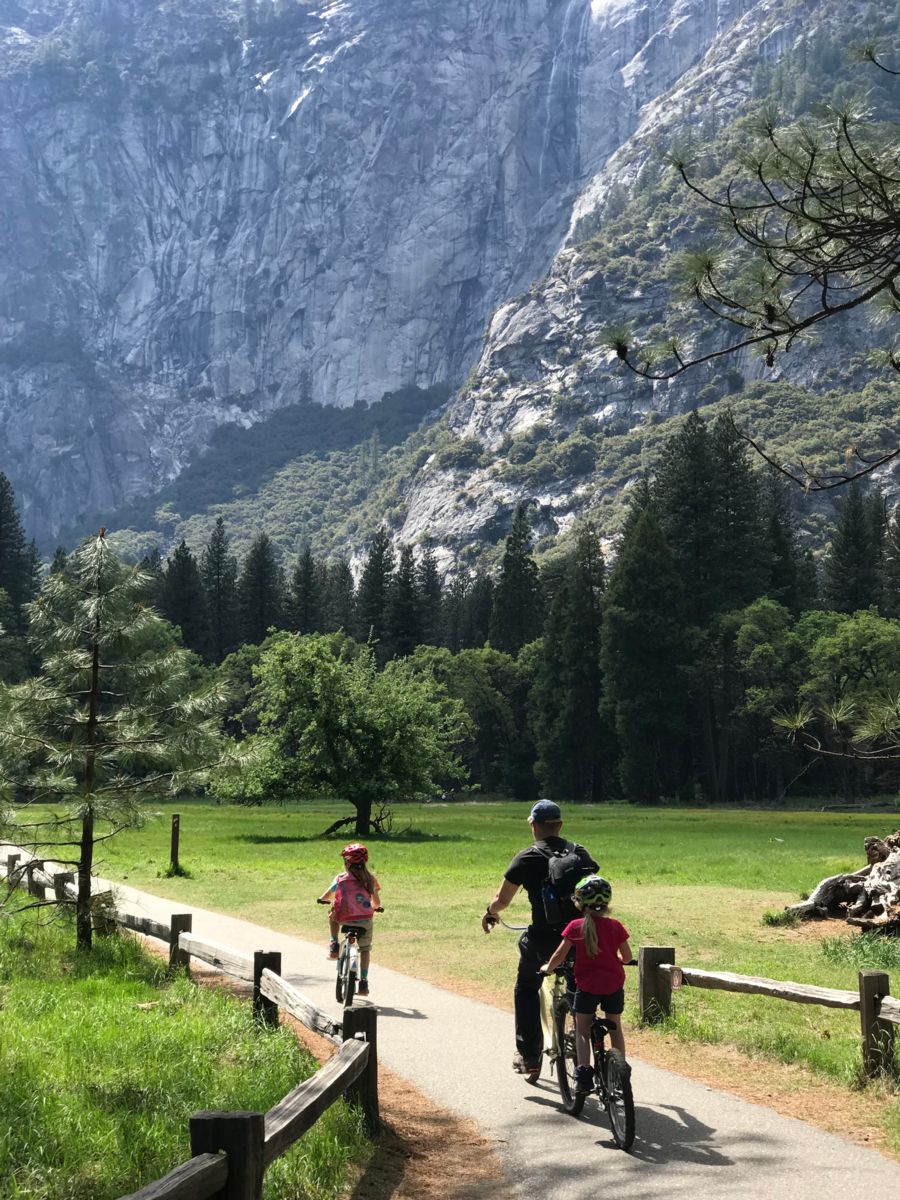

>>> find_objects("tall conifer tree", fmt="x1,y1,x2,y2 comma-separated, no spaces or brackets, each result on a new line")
0,473,32,626
201,518,239,663
323,559,356,633
385,544,421,659
162,540,210,659
822,484,882,612
489,503,543,654
532,523,608,801
289,544,323,635
601,508,687,803
417,546,443,647
355,527,394,654
238,533,284,644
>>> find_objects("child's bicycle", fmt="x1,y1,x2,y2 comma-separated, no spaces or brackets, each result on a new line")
552,987,636,1151
317,898,383,1007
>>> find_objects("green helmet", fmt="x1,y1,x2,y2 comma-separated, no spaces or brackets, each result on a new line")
574,875,612,910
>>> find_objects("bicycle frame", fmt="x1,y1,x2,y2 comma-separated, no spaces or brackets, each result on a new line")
539,969,571,1067
335,924,363,1007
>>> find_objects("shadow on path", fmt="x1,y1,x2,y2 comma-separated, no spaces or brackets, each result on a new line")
523,1092,740,1167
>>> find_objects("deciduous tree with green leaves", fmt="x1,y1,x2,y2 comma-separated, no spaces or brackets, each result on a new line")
223,633,467,834
0,532,229,951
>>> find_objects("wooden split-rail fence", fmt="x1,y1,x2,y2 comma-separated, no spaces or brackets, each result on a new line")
639,945,900,1077
2,849,378,1200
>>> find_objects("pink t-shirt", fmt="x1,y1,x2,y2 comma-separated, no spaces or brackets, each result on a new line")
561,915,629,995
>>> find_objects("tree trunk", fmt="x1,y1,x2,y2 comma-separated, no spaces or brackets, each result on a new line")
77,573,103,952
787,833,900,929
354,796,373,837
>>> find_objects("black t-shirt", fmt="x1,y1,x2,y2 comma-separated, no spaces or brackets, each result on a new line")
504,837,598,932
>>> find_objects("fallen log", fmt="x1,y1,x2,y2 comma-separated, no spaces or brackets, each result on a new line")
786,831,900,931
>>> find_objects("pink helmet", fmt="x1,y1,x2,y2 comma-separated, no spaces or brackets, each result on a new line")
341,842,369,864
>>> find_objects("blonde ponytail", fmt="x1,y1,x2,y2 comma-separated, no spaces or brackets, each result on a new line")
575,902,610,958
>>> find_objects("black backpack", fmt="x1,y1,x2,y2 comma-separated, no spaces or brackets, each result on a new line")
539,841,585,926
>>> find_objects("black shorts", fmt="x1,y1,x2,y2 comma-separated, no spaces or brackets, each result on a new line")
572,986,625,1016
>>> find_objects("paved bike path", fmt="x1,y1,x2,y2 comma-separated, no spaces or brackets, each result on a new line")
106,881,900,1200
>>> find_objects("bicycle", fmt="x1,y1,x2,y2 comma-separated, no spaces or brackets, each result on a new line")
317,898,383,1007
552,977,636,1150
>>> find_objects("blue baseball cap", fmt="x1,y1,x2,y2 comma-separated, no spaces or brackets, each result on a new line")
529,799,562,823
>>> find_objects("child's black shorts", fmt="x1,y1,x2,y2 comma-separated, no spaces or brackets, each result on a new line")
572,986,625,1015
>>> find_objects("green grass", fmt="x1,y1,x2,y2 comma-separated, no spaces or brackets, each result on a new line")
31,800,900,1147
0,909,367,1200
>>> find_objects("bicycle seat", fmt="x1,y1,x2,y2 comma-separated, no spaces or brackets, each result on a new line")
340,924,367,937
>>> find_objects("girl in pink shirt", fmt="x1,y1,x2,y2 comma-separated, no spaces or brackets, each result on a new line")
541,876,632,1092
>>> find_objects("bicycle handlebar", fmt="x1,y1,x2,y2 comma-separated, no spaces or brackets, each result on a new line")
315,898,384,913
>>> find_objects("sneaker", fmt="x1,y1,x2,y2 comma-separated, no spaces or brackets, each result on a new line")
327,942,339,960
512,1052,542,1082
358,980,370,996
574,1065,594,1094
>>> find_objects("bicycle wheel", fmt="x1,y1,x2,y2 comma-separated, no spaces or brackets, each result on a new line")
604,1049,635,1150
344,964,357,1007
554,998,586,1116
335,947,345,1004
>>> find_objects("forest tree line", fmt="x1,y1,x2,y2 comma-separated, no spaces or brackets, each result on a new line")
2,407,900,805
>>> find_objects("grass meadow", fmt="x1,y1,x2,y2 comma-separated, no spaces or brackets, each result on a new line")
56,799,900,1151
0,909,367,1200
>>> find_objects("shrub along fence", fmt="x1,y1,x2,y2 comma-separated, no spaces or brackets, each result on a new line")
2,848,378,1200
639,945,900,1078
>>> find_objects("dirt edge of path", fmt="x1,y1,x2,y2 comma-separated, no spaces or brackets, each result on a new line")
173,955,509,1200
285,1014,508,1200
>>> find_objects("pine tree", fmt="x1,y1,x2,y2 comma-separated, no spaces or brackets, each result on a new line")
0,532,227,950
238,533,285,645
464,573,494,648
489,504,543,654
822,484,882,612
417,546,443,647
653,410,719,624
709,413,766,609
323,559,356,633
385,544,421,659
443,563,471,651
138,548,165,609
601,509,688,803
162,540,210,659
532,523,609,801
289,544,323,635
654,410,766,623
200,518,239,663
0,473,32,625
760,469,806,613
49,547,69,577
355,527,394,653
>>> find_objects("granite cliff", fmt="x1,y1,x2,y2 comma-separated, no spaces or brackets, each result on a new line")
0,0,891,554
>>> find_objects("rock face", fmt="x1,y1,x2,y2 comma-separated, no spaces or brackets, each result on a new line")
0,0,869,545
394,0,892,566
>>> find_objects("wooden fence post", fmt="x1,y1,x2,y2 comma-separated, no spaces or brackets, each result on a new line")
170,913,193,975
253,951,281,1027
170,813,181,874
53,872,74,903
342,1005,379,1133
859,970,895,1078
190,1110,265,1200
6,853,20,889
639,946,675,1024
25,861,45,899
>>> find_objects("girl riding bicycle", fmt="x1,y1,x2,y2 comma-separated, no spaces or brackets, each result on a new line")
318,842,381,996
540,875,632,1093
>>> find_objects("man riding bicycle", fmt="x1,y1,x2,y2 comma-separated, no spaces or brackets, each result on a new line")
481,799,598,1082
